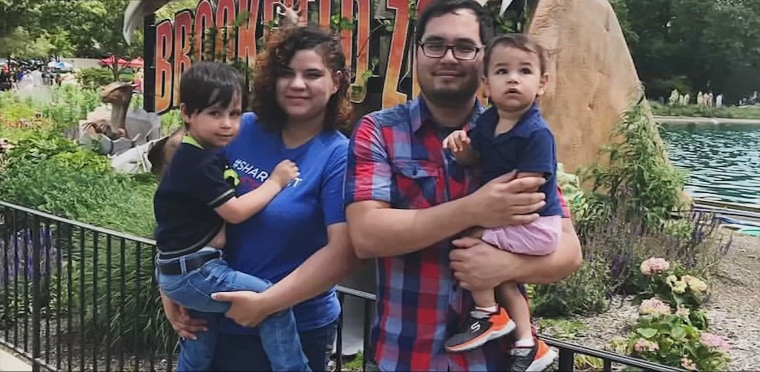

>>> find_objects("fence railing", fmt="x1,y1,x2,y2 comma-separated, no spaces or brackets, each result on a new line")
0,201,681,372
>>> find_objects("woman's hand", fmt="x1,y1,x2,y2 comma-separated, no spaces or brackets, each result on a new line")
160,291,207,340
211,291,278,328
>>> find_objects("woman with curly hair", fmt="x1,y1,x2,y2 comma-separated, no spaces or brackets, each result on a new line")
159,14,359,372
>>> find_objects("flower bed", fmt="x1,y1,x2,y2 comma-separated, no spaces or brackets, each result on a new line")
623,258,729,370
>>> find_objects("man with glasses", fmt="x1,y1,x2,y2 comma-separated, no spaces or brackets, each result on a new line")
344,0,582,371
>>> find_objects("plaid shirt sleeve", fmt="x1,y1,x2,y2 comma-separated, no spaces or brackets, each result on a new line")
344,115,393,205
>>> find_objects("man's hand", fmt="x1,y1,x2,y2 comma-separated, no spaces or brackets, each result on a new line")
160,291,207,340
211,291,278,328
465,171,546,228
449,237,516,290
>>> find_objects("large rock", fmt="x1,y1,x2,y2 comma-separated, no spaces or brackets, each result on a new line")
527,0,666,173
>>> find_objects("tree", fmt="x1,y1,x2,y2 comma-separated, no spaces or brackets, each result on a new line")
33,0,142,58
612,0,760,103
0,27,54,58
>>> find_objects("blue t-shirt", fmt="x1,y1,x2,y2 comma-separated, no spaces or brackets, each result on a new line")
153,137,236,258
468,104,564,217
219,112,348,334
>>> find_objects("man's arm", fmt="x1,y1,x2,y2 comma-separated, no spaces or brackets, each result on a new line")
344,116,547,259
347,199,476,259
450,189,582,289
450,217,582,289
506,217,582,284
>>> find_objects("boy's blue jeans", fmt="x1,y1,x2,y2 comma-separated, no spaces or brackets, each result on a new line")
156,249,310,372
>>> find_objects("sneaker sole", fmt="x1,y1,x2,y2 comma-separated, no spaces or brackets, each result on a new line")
525,346,557,372
445,319,517,353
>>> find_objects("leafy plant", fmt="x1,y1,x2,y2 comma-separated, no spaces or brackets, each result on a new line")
530,256,611,317
625,299,730,371
633,258,711,329
577,94,687,234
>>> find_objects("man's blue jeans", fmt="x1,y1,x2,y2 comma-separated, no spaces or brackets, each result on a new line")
156,250,310,372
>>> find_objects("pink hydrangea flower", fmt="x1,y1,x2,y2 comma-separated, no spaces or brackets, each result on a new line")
700,332,731,352
633,338,659,353
675,305,690,318
640,257,670,275
639,298,671,316
681,357,697,370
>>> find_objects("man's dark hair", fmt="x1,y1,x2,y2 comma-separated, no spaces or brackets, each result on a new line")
179,61,244,116
484,33,547,75
415,0,495,45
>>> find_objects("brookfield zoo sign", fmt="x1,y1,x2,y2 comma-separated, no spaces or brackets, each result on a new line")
154,0,441,114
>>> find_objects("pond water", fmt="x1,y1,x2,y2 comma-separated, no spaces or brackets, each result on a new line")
659,123,760,205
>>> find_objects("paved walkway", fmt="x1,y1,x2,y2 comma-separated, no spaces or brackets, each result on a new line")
654,115,760,125
0,348,31,372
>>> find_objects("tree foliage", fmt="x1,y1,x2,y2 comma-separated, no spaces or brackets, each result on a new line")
0,0,142,59
1,0,760,102
610,0,760,103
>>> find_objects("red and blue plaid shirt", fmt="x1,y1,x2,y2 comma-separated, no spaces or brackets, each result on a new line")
344,97,570,371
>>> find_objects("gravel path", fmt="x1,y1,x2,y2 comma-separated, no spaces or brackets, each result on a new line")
542,232,760,370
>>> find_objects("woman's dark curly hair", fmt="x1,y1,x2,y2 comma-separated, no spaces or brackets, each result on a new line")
251,25,351,132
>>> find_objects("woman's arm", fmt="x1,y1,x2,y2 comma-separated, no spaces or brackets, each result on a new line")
211,223,359,327
261,222,357,313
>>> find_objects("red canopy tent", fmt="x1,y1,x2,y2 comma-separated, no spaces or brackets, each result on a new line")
98,55,129,68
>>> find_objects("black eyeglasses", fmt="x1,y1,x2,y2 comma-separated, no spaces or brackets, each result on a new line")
417,42,483,60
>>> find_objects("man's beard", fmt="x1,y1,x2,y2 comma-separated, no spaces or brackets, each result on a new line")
422,76,480,107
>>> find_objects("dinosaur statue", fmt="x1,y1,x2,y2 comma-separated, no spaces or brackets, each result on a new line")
79,82,135,145
79,81,162,158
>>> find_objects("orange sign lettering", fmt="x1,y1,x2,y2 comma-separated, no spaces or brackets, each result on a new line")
153,0,421,114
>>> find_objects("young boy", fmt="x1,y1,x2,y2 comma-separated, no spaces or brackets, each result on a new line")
442,34,562,372
153,61,310,372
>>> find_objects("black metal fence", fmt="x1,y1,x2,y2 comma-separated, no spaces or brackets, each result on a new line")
0,201,680,372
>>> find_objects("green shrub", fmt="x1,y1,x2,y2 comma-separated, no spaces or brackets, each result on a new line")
35,85,101,132
530,257,611,317
578,95,687,234
624,299,729,370
0,129,171,351
535,92,729,318
77,68,115,88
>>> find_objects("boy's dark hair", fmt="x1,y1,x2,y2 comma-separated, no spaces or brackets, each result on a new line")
179,61,244,117
483,33,547,75
251,25,351,132
415,0,495,46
